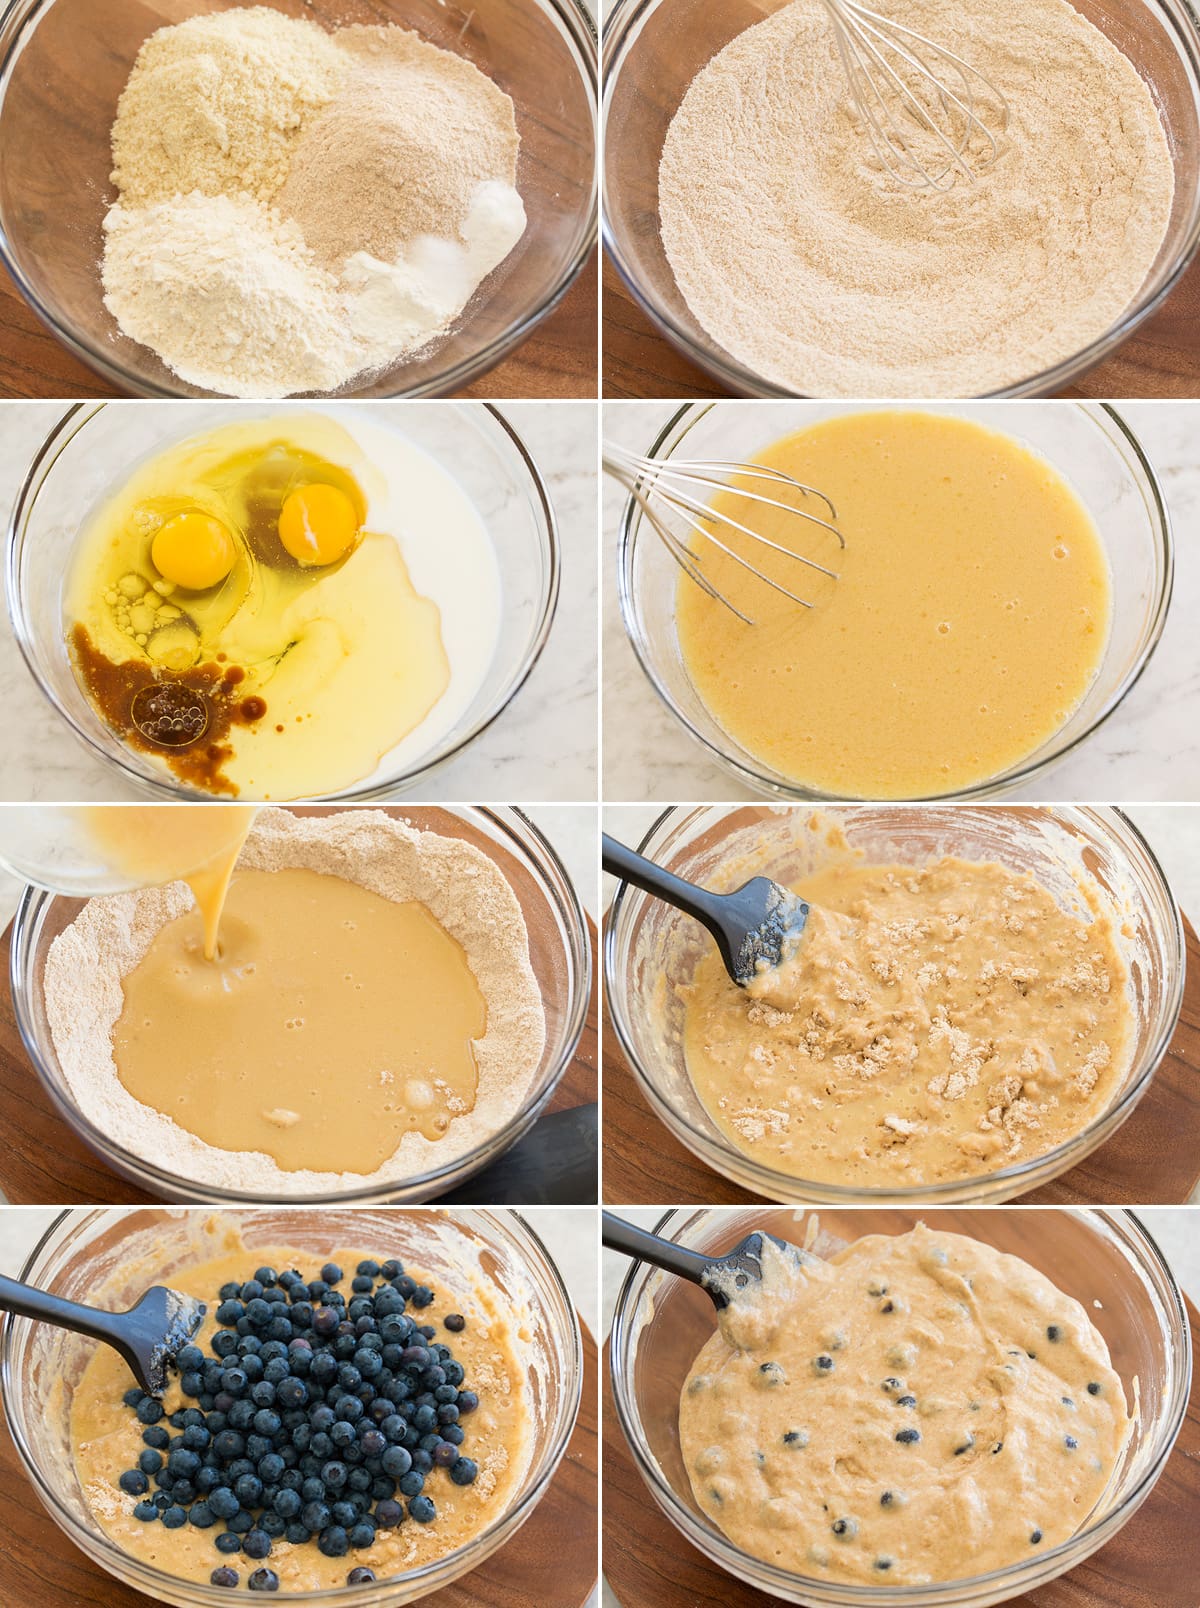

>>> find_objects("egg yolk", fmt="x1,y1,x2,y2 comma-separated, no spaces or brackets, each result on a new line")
278,483,360,567
151,512,237,591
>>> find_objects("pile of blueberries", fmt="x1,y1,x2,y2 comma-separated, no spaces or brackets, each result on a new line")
117,1259,480,1593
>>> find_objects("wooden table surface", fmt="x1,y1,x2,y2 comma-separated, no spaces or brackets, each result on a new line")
0,251,598,402
0,1320,598,1608
602,248,1200,400
602,1293,1200,1608
602,912,1200,1208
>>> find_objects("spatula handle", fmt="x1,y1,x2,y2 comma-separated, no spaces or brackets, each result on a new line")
601,1212,712,1288
602,836,727,936
0,1273,130,1352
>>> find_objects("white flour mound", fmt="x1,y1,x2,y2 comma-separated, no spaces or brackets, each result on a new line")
42,809,547,1194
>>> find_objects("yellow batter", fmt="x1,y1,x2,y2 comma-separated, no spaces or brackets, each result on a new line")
681,1225,1129,1585
72,1236,529,1590
66,414,449,799
112,868,487,1173
675,412,1112,798
683,855,1131,1187
76,804,257,958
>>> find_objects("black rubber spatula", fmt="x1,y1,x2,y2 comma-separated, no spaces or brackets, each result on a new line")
602,1212,800,1309
0,1273,205,1395
602,834,809,987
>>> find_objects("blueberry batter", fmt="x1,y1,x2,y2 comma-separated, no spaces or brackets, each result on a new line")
680,1225,1129,1585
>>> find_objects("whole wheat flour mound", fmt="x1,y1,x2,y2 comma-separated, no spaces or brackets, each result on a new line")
276,24,520,269
110,7,344,207
43,809,547,1195
658,0,1175,396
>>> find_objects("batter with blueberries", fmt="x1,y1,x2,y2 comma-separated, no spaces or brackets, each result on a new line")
680,1224,1129,1585
71,1236,530,1591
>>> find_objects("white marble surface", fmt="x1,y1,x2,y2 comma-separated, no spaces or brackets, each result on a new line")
602,401,1200,802
0,401,598,803
0,803,598,931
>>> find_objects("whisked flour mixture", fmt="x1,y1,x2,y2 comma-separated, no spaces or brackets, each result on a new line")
658,0,1175,395
102,7,524,396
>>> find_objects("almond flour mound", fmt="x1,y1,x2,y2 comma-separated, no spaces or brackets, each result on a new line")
42,809,547,1195
110,8,345,206
658,0,1176,396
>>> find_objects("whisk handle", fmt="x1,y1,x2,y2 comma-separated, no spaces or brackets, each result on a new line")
602,834,731,938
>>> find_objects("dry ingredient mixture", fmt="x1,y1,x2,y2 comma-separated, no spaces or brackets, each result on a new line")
73,1233,530,1590
658,0,1175,396
102,8,524,396
683,855,1132,1187
680,1225,1130,1585
43,809,546,1194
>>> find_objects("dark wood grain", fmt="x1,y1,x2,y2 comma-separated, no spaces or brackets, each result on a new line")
602,913,1200,1207
0,1319,596,1608
0,809,598,1206
601,246,1200,402
0,251,598,402
602,1298,1200,1608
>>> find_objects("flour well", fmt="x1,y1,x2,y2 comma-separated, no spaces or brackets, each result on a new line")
658,0,1176,396
43,809,547,1194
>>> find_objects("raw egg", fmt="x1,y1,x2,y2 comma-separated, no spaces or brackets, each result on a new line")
278,483,360,567
152,511,236,591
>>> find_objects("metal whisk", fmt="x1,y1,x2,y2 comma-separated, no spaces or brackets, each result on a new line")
604,442,844,627
822,0,1010,191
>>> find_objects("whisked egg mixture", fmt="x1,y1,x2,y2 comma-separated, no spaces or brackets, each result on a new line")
66,412,500,799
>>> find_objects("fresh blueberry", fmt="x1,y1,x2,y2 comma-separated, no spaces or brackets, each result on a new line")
408,1495,436,1523
119,1469,149,1497
211,1567,240,1588
135,1398,164,1425
449,1458,478,1487
190,1503,216,1529
319,1526,350,1557
133,1501,159,1522
248,1569,280,1592
347,1568,376,1585
374,1499,405,1528
444,1314,465,1333
243,1531,272,1560
215,1532,243,1556
161,1506,188,1529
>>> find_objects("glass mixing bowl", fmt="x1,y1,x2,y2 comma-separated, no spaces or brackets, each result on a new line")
0,0,596,398
6,401,559,801
616,401,1173,802
2,1206,583,1606
609,1206,1191,1607
8,805,591,1203
602,0,1200,398
605,804,1185,1204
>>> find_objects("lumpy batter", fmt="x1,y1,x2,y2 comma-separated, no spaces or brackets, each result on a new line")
680,1225,1129,1585
683,855,1131,1186
72,1237,530,1590
675,412,1112,798
113,867,487,1173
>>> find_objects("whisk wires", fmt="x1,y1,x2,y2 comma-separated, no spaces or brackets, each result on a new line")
822,0,1010,191
605,443,844,627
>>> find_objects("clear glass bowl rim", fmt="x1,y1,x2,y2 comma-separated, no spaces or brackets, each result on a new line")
0,0,598,399
9,804,593,1203
604,803,1186,1203
5,401,561,802
615,401,1175,803
608,1204,1192,1606
1,1205,584,1606
600,0,1200,399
